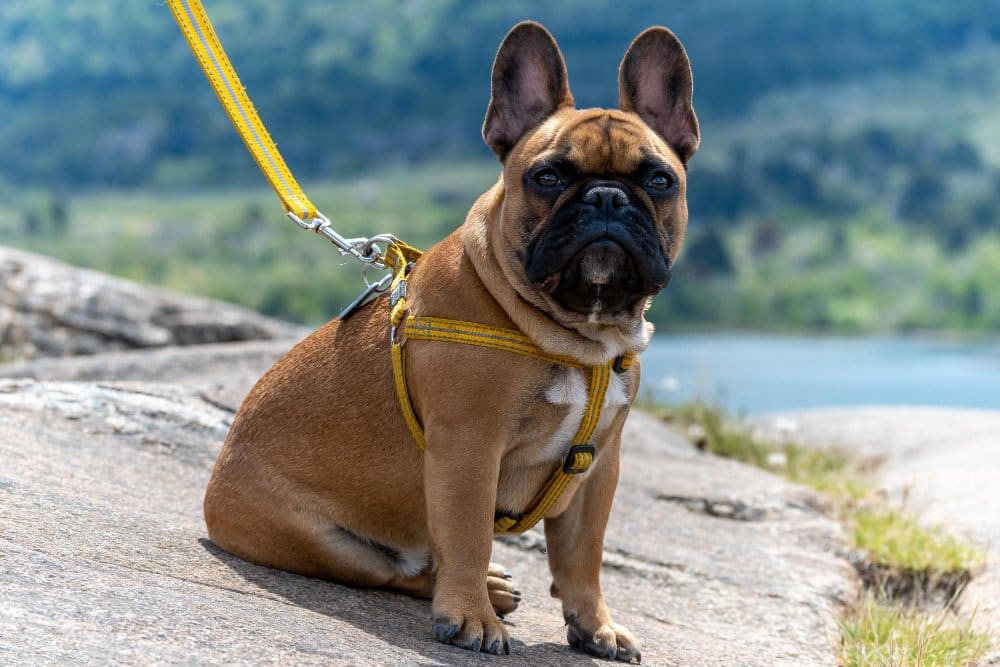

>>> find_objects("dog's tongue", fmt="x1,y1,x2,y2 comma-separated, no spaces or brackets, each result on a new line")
538,273,561,293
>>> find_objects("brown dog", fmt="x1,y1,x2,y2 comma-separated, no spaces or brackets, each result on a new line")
204,21,698,662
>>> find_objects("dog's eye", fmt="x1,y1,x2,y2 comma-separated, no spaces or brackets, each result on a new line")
533,169,560,188
647,172,675,191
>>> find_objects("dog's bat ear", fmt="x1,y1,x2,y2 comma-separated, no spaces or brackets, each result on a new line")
483,21,574,160
619,27,700,164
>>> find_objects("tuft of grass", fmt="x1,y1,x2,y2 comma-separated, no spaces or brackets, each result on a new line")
849,507,985,606
838,596,990,667
852,507,987,575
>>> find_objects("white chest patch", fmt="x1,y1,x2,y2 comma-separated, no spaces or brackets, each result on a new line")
537,368,629,463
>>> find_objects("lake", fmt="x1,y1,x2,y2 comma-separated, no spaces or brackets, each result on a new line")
640,334,1000,415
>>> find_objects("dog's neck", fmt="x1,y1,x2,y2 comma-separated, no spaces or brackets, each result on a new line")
460,182,653,368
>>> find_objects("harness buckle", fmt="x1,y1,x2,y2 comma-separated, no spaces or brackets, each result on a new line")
612,355,628,374
562,444,596,474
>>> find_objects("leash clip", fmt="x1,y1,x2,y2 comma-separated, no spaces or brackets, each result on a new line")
287,211,391,269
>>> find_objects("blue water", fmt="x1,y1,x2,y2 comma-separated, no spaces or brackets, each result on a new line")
640,334,1000,415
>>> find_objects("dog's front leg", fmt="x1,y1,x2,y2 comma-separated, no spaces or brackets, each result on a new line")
544,440,640,663
424,426,509,655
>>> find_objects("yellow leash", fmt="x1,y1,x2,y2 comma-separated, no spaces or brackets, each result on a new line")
165,0,411,269
389,264,634,534
165,0,315,220
165,0,636,536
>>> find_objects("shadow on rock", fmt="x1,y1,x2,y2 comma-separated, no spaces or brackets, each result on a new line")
198,538,526,666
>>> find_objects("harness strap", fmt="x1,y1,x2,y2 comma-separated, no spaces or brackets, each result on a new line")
405,316,590,369
389,265,633,534
493,362,612,533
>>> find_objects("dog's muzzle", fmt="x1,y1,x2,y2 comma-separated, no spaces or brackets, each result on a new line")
526,182,671,314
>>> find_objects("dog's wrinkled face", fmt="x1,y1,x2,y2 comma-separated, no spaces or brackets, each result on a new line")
517,110,683,316
482,22,699,329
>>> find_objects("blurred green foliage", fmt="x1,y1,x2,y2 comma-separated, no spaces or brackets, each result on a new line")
4,163,1000,333
0,163,499,324
3,1,1000,333
4,0,1000,187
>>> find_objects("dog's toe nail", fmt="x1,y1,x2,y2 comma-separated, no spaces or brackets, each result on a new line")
564,611,578,626
471,638,482,652
635,650,642,663
432,619,461,642
503,638,511,655
512,589,522,596
489,639,501,654
503,571,513,579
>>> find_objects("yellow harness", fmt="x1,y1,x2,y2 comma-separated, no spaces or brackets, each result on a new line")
384,249,634,534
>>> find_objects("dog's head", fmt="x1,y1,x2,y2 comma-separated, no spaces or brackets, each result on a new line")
482,22,699,330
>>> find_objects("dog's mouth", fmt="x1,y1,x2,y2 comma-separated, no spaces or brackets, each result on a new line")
534,238,637,314
523,180,673,316
527,226,671,315
525,214,670,315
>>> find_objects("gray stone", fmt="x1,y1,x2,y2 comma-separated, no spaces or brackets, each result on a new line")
0,339,296,411
1,380,855,665
0,246,306,360
752,407,1000,658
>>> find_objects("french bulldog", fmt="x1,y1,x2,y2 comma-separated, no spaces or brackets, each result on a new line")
204,20,698,662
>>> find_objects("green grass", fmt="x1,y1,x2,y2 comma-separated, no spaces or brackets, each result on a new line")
650,400,871,504
839,596,990,667
853,507,987,575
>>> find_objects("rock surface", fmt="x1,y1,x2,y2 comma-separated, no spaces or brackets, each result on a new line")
0,339,294,410
753,407,1000,660
0,246,305,360
1,370,855,665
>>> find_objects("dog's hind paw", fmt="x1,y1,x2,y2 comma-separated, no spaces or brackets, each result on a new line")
487,562,521,616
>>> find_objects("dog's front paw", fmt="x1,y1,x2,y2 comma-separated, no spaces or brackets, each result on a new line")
432,598,510,655
566,613,641,663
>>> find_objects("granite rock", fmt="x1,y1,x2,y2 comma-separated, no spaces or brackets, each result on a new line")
0,246,305,360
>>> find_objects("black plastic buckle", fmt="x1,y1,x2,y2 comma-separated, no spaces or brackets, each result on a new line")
562,444,595,474
612,355,627,374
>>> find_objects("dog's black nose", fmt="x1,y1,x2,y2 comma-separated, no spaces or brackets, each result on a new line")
583,186,629,214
